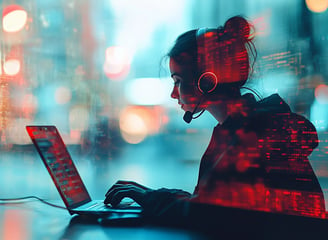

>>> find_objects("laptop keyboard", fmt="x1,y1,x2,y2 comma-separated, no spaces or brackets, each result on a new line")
87,202,111,210
86,201,138,211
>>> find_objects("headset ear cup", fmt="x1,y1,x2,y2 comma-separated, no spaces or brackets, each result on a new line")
198,72,218,94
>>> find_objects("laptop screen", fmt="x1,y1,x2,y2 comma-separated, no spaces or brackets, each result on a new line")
26,125,91,209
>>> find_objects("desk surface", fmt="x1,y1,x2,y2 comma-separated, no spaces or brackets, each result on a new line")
0,200,212,240
1,146,328,239
1,200,328,240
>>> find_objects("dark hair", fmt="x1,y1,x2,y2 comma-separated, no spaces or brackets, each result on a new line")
167,15,257,93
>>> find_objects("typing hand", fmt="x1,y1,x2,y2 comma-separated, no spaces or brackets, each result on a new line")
104,180,150,207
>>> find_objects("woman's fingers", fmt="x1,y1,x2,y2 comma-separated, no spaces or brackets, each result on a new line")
109,189,133,207
105,183,124,197
105,181,149,197
104,184,131,203
110,188,145,207
104,184,147,206
116,180,150,190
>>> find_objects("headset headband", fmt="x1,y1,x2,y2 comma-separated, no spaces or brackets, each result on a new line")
196,27,218,94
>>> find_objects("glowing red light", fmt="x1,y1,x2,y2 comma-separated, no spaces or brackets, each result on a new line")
2,5,28,33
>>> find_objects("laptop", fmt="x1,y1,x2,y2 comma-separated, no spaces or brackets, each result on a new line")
26,125,142,217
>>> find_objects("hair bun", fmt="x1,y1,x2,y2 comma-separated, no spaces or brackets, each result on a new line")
223,16,252,42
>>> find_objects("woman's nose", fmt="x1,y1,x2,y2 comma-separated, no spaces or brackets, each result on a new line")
170,86,179,99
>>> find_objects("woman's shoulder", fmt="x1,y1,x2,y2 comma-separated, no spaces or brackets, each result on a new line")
221,93,291,132
249,93,313,129
246,94,318,153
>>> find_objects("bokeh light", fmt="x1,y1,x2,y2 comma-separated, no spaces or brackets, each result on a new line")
119,106,164,144
315,84,328,104
70,129,82,143
306,0,328,13
2,5,28,33
103,46,131,80
119,108,148,144
3,59,21,76
55,86,72,104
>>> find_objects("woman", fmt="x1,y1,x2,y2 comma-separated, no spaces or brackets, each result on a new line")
104,16,325,218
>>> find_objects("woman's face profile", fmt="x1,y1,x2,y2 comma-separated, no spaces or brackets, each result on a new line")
169,58,201,113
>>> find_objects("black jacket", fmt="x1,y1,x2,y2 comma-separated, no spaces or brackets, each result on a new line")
144,94,325,218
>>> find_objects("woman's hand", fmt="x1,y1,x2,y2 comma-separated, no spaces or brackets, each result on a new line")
104,180,151,207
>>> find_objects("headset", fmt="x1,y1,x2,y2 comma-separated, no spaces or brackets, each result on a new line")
196,27,219,94
183,27,260,123
183,27,219,123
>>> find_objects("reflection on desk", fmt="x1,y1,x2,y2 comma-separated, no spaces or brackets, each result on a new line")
0,200,207,240
1,200,328,240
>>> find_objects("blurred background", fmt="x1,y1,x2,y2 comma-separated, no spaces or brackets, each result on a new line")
0,0,328,209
